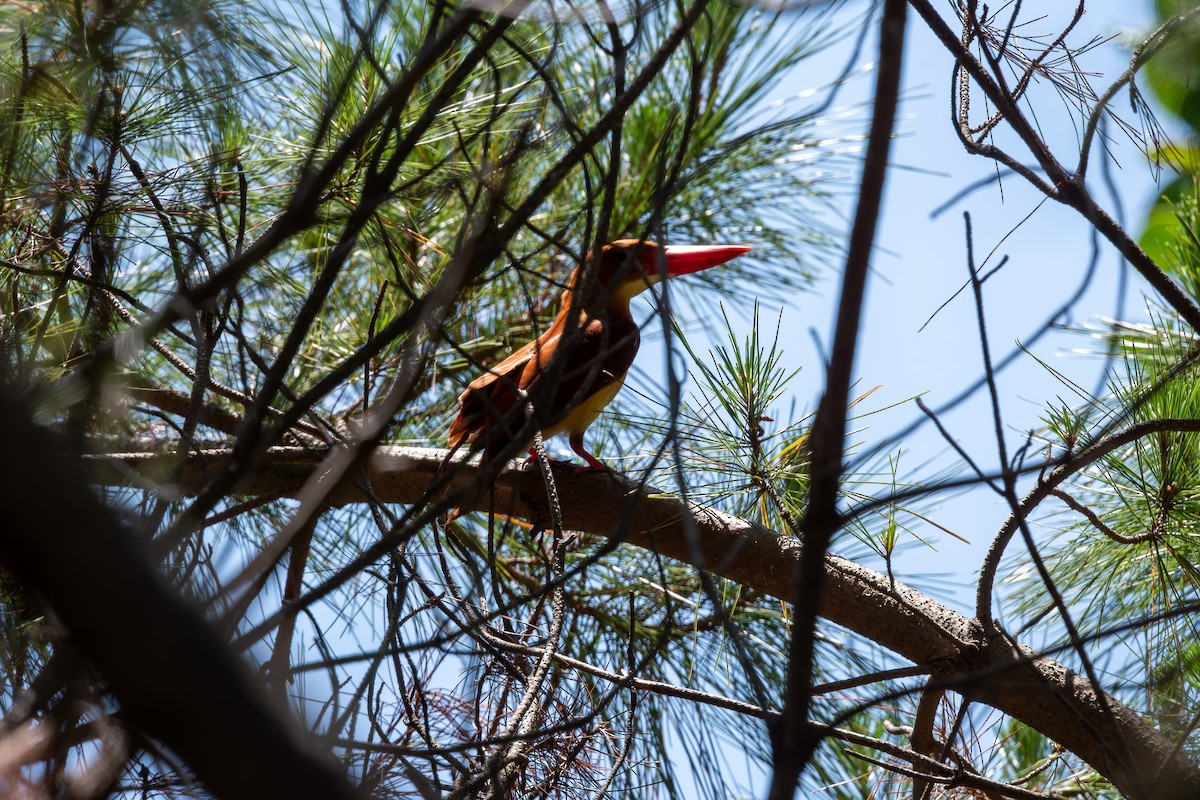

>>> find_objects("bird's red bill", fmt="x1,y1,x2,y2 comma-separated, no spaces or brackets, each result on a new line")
658,244,751,276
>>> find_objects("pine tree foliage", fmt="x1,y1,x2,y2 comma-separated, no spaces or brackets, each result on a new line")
0,0,854,796
3,1,1200,799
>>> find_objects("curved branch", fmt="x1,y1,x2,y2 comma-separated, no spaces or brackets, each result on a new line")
1078,7,1200,181
1052,487,1161,545
976,417,1200,624
90,442,1200,798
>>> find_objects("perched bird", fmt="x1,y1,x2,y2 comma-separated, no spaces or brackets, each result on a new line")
447,239,749,501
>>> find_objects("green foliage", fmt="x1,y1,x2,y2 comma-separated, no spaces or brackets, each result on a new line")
676,302,809,526
1007,307,1200,766
1140,0,1200,273
987,5,1200,768
0,0,863,796
8,0,1198,794
1145,0,1200,132
1141,162,1200,279
1010,74,1200,757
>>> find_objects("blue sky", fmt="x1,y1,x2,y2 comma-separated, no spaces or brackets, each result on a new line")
641,1,1172,613
798,2,1169,613
672,2,1174,793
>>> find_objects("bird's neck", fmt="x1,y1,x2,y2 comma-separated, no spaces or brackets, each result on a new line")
560,274,659,321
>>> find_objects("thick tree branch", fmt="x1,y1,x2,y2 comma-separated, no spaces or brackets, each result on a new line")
89,442,1200,798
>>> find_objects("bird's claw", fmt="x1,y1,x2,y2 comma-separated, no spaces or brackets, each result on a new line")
572,461,617,477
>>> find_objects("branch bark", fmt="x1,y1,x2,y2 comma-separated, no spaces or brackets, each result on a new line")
89,442,1200,798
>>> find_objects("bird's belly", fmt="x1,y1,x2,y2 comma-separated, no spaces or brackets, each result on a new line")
543,375,627,439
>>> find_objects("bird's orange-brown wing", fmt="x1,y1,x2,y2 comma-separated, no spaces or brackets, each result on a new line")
447,327,560,449
532,315,637,438
448,309,639,459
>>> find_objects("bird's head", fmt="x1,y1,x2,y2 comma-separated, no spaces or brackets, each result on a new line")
575,238,751,308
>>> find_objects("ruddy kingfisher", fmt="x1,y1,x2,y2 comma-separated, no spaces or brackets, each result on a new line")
447,238,749,513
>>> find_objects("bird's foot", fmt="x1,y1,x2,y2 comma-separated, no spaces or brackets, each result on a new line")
524,448,566,468
572,463,617,477
525,446,619,476
572,452,618,476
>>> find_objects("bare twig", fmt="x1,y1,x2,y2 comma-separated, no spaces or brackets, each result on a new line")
1051,487,1160,545
909,0,1200,334
771,2,907,795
